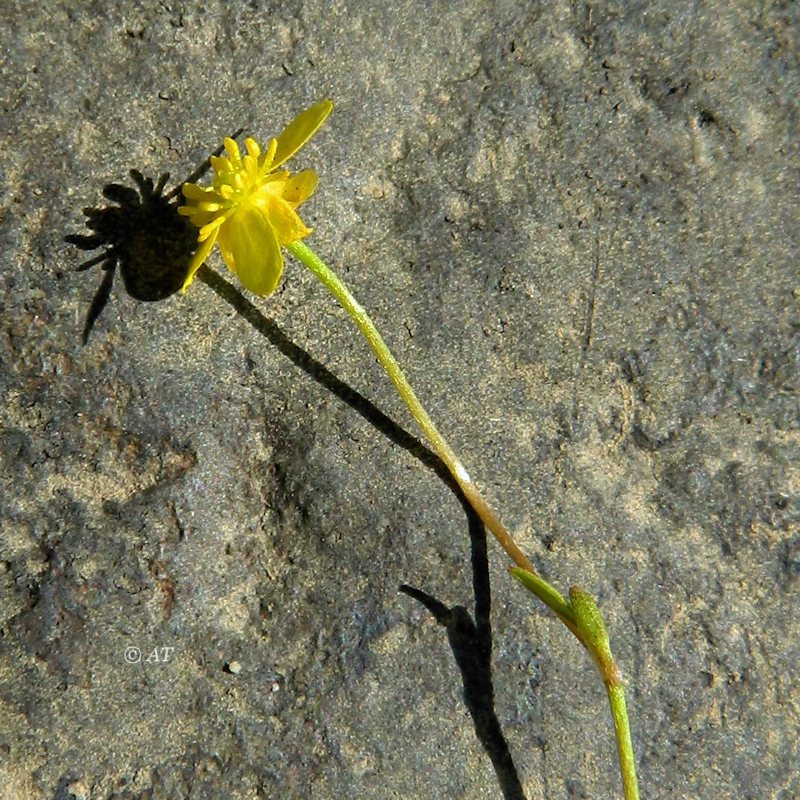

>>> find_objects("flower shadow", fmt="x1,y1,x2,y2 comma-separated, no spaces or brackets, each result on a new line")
67,147,526,796
66,170,196,344
198,264,526,799
66,135,241,344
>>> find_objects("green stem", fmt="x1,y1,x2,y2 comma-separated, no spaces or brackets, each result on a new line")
511,574,640,800
287,239,640,799
608,684,639,800
288,240,537,576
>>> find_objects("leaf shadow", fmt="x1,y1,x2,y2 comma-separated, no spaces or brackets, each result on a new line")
400,525,527,800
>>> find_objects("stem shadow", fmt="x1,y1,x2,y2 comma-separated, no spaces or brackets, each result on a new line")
199,264,527,799
400,510,527,800
67,159,529,797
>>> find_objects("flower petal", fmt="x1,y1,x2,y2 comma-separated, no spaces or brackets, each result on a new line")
282,169,318,206
210,155,232,174
179,207,222,229
224,137,242,166
218,205,285,296
182,229,219,292
272,100,333,170
264,194,312,244
182,182,216,200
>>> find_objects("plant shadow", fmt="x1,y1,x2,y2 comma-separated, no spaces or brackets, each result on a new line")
68,159,528,799
400,523,527,800
199,266,527,800
65,135,240,344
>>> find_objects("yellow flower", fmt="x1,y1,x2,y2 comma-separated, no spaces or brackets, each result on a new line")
178,99,333,295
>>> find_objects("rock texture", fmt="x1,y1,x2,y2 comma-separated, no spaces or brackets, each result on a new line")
1,2,797,798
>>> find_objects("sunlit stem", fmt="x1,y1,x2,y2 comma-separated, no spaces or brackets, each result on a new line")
288,240,639,799
511,572,640,799
609,684,639,800
288,240,538,576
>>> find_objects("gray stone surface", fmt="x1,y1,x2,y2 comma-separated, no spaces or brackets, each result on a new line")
1,1,798,798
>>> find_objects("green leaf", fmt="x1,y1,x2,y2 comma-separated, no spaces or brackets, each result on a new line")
510,568,576,624
569,586,613,665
